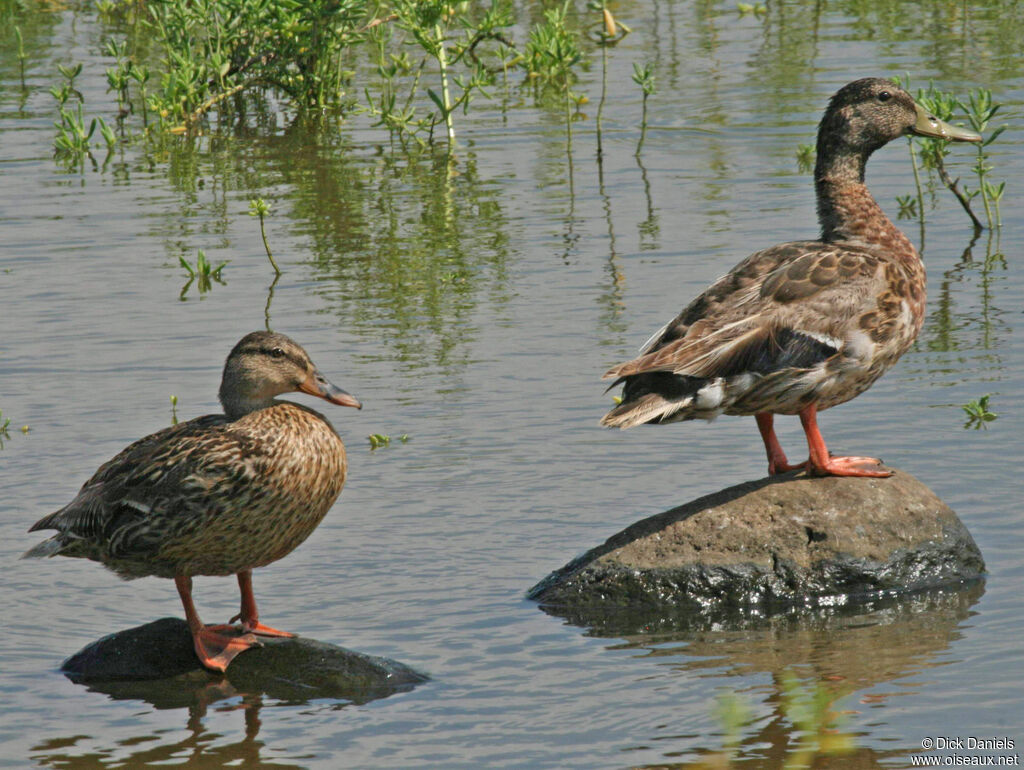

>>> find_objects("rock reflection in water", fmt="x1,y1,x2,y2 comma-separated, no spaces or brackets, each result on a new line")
543,582,984,769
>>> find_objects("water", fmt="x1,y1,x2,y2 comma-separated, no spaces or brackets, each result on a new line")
1,1,1022,767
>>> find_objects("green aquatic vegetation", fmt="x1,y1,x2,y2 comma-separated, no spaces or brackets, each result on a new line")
0,409,11,449
590,2,629,159
50,62,116,167
170,395,179,426
14,26,26,90
896,77,1007,232
795,142,814,173
737,2,767,15
138,0,369,130
705,674,855,768
179,249,227,297
959,89,1007,229
895,194,919,219
962,394,997,430
631,62,655,157
248,198,280,276
364,0,514,150
368,432,408,449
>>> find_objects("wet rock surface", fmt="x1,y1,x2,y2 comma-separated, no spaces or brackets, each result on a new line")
62,618,428,705
529,469,984,619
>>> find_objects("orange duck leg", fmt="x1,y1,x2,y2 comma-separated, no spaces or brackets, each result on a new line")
175,575,261,672
756,406,892,478
228,570,295,638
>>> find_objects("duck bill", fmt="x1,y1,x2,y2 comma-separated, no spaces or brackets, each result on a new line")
911,104,982,142
299,370,362,409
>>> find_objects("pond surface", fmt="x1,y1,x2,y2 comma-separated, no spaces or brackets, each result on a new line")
1,1,1022,768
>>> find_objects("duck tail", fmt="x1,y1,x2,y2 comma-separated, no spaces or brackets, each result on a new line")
600,391,695,428
21,536,66,559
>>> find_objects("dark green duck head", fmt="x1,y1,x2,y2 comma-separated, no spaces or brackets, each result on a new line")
219,331,362,419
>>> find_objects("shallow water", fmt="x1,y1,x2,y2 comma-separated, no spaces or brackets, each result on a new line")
1,1,1022,768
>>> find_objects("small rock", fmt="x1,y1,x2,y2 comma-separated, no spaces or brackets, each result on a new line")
62,618,427,706
528,470,984,623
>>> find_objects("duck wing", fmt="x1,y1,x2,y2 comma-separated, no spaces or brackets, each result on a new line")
605,241,885,383
26,414,258,560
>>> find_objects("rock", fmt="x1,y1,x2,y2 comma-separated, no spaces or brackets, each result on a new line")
528,469,984,624
62,618,428,706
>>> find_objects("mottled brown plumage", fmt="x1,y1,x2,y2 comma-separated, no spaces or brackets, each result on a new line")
24,331,362,671
602,78,981,477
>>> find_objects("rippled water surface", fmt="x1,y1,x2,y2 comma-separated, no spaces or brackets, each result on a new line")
2,1,1022,768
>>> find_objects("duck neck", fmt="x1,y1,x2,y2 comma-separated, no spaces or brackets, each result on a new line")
219,379,276,421
814,139,916,260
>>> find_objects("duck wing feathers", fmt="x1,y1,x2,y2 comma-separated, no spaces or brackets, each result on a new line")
28,414,262,562
605,241,887,383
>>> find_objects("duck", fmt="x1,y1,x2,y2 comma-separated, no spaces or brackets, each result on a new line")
23,331,362,672
601,78,981,477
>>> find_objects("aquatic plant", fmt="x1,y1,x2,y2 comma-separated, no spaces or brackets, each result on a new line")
368,433,409,449
364,0,514,150
14,26,26,90
962,394,997,429
632,62,655,157
138,0,369,130
894,76,1007,232
795,143,814,173
959,89,1006,229
895,194,919,219
525,1,585,148
50,63,116,167
0,409,11,449
248,198,280,276
170,395,179,426
179,249,227,297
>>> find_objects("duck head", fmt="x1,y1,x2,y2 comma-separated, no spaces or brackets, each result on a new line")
219,331,362,419
816,78,981,180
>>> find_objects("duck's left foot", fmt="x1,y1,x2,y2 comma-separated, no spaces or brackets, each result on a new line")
193,625,262,672
809,455,892,478
228,613,296,638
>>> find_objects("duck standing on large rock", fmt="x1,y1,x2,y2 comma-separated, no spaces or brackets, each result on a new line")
24,331,361,672
602,78,981,477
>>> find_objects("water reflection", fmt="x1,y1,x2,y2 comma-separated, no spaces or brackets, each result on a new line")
30,639,424,769
922,231,1008,359
545,582,984,768
31,692,304,769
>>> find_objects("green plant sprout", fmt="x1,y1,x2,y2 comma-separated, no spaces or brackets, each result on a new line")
14,26,27,90
248,198,281,276
632,62,655,157
525,2,584,171
368,433,409,449
170,395,179,425
50,62,115,168
795,143,814,173
895,194,919,219
0,409,11,449
962,394,997,429
737,2,767,15
959,89,1007,229
179,249,227,297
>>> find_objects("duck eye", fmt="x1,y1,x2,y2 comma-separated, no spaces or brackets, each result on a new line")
270,347,285,358
877,91,892,103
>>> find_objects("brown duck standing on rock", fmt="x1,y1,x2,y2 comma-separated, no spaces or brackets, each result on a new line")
602,78,981,477
24,331,361,672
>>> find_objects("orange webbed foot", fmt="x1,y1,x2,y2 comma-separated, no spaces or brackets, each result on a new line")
228,613,296,638
192,625,262,672
808,455,893,478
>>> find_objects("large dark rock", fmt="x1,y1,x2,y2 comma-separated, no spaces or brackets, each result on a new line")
529,470,984,622
62,618,427,707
